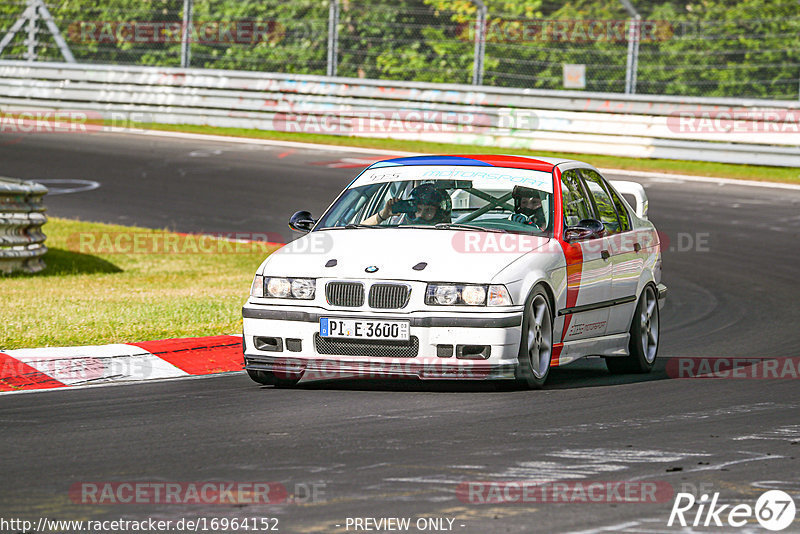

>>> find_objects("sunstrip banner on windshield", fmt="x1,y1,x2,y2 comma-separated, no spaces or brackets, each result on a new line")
351,165,554,193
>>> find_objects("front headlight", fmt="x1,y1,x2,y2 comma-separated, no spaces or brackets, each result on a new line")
267,277,292,298
290,278,316,299
425,283,512,306
434,284,459,305
262,277,316,299
461,285,487,306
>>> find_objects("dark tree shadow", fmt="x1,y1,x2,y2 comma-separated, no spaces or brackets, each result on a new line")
4,247,123,277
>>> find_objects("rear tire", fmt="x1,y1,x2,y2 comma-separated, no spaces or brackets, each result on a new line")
246,369,302,387
515,286,554,389
606,284,659,374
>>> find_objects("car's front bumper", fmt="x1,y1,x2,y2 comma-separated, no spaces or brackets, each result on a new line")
242,304,524,381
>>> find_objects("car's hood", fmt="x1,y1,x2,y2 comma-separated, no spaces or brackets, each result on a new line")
260,228,550,283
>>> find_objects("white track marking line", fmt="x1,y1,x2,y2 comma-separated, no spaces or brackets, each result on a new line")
734,424,800,442
127,128,417,156
600,167,800,191
566,521,644,534
682,454,784,474
550,449,711,463
34,179,100,194
627,452,783,481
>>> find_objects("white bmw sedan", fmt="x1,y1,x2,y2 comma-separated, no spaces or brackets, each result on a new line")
243,155,666,388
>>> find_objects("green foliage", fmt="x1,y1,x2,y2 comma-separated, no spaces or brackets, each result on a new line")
638,0,800,97
190,0,328,72
0,0,797,97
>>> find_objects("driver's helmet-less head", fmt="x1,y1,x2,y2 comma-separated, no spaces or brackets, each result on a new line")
408,183,452,224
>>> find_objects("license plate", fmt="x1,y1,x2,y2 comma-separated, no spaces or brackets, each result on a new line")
320,318,410,341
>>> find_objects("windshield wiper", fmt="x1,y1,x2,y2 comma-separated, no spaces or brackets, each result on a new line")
434,223,507,233
343,223,385,229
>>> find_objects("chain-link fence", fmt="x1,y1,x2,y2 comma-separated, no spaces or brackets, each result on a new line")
1,0,799,100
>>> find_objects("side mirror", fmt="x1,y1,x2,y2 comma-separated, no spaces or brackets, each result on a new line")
288,210,316,233
564,218,605,242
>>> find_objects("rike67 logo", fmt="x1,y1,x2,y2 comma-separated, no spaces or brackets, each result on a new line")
668,490,796,531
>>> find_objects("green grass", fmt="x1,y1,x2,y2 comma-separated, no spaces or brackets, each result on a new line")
0,218,278,350
135,122,800,184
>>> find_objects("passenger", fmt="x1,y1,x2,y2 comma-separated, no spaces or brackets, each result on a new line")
365,183,451,226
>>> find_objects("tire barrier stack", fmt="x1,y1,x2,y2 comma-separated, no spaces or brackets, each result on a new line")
0,177,48,274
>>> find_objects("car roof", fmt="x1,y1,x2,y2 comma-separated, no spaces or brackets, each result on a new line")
367,154,579,173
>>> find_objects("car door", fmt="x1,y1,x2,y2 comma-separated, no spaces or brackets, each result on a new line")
580,169,642,335
558,169,612,341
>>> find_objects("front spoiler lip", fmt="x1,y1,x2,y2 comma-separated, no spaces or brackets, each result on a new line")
244,354,517,381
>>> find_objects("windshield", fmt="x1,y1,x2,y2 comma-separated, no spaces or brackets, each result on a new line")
315,165,554,236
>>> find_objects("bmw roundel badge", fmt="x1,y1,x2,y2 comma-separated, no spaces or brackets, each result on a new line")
365,265,379,273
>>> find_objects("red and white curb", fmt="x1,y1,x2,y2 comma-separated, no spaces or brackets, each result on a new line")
0,335,244,394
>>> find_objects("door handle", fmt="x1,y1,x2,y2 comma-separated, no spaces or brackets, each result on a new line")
601,250,610,260
633,243,641,252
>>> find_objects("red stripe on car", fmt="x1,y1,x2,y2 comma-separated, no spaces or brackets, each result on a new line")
452,154,557,172
555,166,583,343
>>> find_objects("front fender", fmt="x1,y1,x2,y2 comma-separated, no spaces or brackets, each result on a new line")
491,242,566,333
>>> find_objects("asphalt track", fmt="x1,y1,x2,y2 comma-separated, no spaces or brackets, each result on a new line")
1,131,800,533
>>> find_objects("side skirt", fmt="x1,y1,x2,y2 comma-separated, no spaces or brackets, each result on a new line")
553,333,630,366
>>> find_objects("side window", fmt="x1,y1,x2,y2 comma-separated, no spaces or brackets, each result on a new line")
561,170,593,226
580,169,622,235
606,183,631,232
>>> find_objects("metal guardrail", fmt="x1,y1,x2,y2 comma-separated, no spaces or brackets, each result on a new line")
0,177,48,274
0,60,798,167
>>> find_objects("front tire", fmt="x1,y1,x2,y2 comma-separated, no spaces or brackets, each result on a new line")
606,284,660,374
515,286,554,389
246,369,302,387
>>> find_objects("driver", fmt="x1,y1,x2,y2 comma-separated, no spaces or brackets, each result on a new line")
509,186,546,230
364,183,451,226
